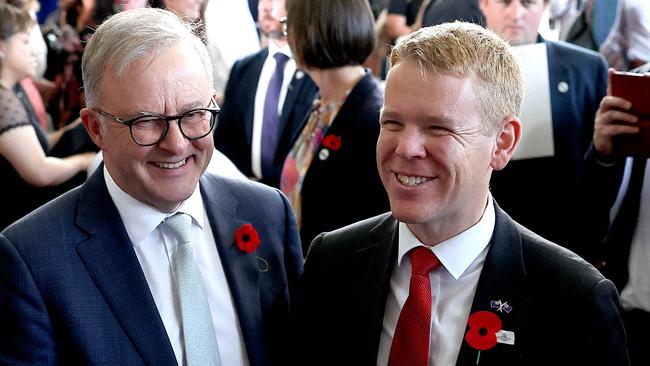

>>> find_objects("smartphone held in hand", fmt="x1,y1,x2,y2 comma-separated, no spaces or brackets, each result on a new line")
610,71,650,157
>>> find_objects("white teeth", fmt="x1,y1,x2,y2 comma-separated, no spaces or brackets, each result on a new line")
397,174,431,187
156,159,186,169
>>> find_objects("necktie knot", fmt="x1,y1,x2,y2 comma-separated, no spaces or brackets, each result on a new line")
410,246,440,275
164,213,192,245
273,52,289,68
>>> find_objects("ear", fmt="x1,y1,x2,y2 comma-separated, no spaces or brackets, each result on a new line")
490,116,521,171
80,107,106,150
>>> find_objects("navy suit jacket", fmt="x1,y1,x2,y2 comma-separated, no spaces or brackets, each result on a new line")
214,48,318,188
490,38,608,257
0,168,303,365
292,203,629,365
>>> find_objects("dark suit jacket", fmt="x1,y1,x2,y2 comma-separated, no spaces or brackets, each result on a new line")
490,38,608,257
583,147,645,291
422,0,485,27
296,72,390,251
0,168,303,365
214,48,318,188
292,203,629,365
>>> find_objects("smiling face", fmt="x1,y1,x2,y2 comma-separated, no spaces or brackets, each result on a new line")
479,0,547,45
378,61,501,244
81,42,214,212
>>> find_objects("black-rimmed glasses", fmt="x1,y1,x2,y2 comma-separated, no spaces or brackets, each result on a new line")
93,98,220,146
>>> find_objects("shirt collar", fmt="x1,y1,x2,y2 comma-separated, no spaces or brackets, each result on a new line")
268,41,292,60
397,196,495,279
104,166,205,246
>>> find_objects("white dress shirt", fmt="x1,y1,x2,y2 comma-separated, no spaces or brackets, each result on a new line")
251,42,298,179
104,167,249,366
620,159,650,313
377,198,495,366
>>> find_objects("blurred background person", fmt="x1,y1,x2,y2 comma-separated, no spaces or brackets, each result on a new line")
586,65,650,365
203,0,260,102
282,0,390,252
150,0,201,20
422,0,486,27
214,0,317,188
0,2,95,230
480,0,608,257
600,0,650,70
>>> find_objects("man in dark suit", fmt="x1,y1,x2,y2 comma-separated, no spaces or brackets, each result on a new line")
422,0,486,27
214,0,318,188
292,22,628,365
586,64,650,366
480,0,609,257
0,8,303,365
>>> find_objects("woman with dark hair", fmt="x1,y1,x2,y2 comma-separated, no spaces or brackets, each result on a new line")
281,0,389,252
0,3,95,230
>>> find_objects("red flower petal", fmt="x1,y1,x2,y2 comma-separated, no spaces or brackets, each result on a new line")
322,134,342,151
235,224,260,253
464,311,502,351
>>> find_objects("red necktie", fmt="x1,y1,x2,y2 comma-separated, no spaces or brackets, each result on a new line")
388,246,441,366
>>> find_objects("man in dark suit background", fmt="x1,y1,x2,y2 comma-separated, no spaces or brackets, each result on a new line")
480,0,609,257
587,64,650,366
292,22,628,365
213,0,318,188
0,8,303,365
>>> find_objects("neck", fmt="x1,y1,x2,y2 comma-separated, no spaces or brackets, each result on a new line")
269,37,288,48
307,65,365,105
0,69,17,90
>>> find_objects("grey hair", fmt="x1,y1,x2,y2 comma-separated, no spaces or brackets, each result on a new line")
82,8,213,107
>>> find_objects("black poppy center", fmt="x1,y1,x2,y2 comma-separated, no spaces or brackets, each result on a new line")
479,327,488,336
242,234,250,242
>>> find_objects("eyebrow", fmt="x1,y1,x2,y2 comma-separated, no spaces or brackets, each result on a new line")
127,100,208,118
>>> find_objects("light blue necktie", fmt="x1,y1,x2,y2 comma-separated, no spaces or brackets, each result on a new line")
164,213,221,366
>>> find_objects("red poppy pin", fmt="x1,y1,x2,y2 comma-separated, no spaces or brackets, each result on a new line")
322,134,342,151
235,224,260,253
465,311,502,364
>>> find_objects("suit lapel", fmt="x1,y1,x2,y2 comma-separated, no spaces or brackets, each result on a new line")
545,40,572,147
277,69,312,157
199,176,265,364
456,203,530,365
244,49,269,147
350,214,399,364
75,169,177,365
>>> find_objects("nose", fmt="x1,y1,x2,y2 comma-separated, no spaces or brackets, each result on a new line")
395,127,427,159
157,119,187,154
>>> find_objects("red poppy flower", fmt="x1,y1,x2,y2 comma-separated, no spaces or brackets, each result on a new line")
235,224,260,253
322,134,342,151
465,311,502,351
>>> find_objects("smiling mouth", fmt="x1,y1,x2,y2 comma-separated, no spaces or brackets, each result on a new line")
396,173,433,187
155,159,187,169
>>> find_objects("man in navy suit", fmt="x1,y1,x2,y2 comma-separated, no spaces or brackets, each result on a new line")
0,8,303,365
214,0,318,188
291,22,628,365
480,0,609,257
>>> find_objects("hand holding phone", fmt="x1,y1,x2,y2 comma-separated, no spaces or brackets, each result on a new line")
609,71,650,157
